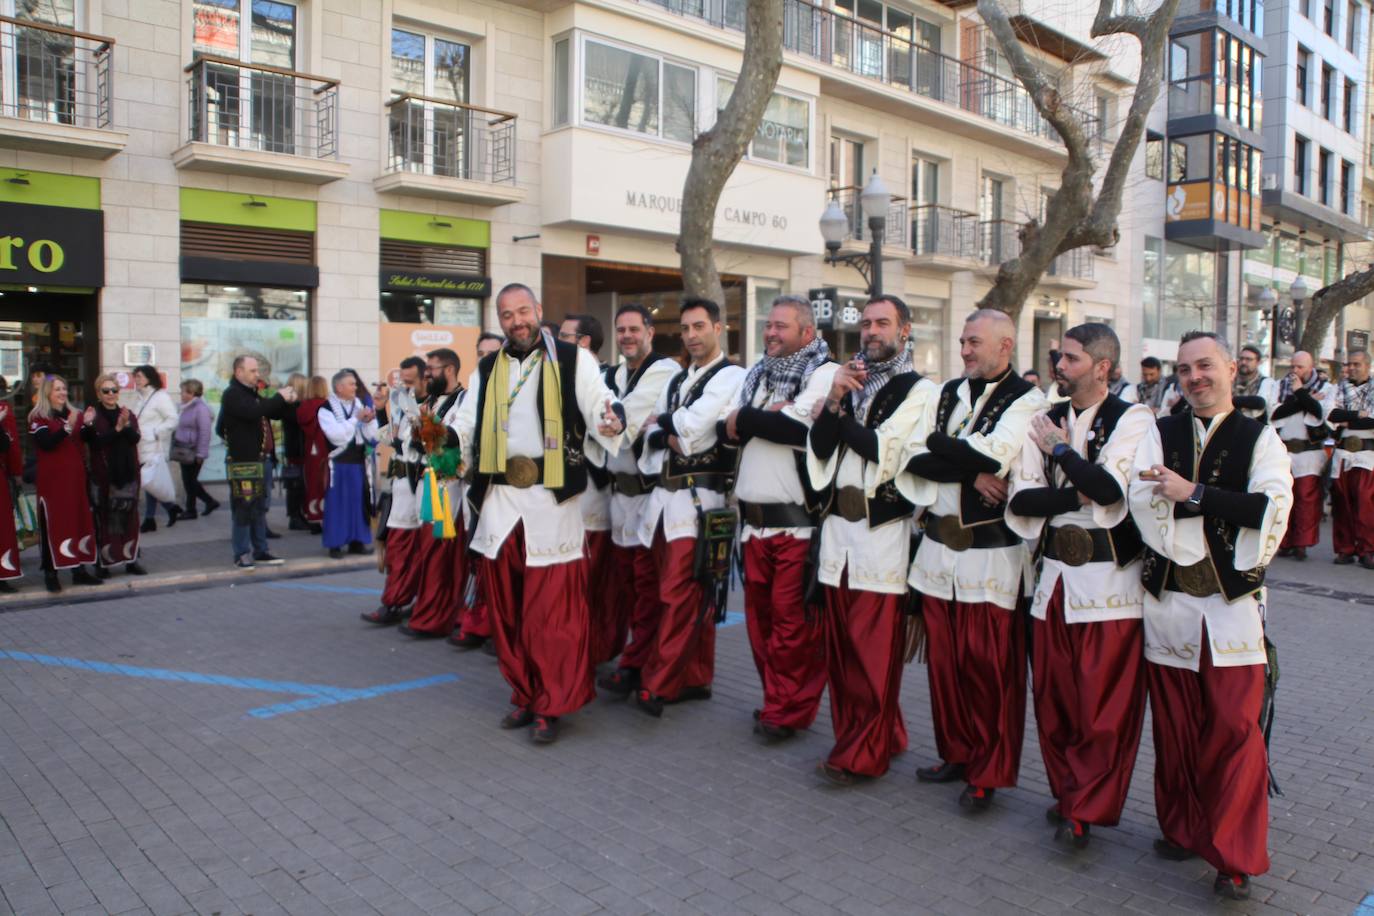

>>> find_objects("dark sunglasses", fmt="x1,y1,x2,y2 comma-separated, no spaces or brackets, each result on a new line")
98,387,119,394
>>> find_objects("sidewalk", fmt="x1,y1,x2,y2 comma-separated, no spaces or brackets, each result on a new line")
0,482,376,612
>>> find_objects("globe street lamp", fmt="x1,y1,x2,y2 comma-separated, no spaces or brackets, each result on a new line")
819,171,891,296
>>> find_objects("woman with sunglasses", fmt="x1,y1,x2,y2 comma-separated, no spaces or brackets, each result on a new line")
82,374,148,578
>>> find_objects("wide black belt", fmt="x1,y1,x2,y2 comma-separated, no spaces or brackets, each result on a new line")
1283,438,1319,454
1042,524,1114,566
1339,436,1374,452
1165,559,1220,598
923,513,1020,552
660,472,731,493
612,472,657,497
739,501,813,529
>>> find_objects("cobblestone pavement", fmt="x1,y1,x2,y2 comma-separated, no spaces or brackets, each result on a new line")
0,521,1371,916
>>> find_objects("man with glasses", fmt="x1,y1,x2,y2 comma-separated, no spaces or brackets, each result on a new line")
1330,350,1374,566
1232,345,1277,422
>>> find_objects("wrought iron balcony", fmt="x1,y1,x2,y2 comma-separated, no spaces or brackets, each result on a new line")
0,15,123,157
383,94,518,187
1046,246,1096,282
827,184,908,249
977,219,1023,266
910,205,979,260
185,55,338,159
641,0,1101,147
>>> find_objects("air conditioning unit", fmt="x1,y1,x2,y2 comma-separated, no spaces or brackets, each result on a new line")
1261,173,1279,190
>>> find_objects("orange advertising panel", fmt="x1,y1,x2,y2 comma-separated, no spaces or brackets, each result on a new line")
1165,182,1212,222
378,324,479,390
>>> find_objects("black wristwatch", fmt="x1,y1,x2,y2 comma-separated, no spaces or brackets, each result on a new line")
1186,482,1205,508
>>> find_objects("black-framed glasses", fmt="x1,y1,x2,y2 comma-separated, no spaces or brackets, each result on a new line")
98,387,119,394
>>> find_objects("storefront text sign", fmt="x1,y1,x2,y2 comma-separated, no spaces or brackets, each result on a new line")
0,202,103,287
625,191,789,231
379,271,491,296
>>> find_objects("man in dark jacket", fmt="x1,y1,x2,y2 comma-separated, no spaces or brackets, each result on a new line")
221,355,297,568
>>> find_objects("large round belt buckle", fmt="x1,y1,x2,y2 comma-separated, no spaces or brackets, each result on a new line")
505,456,539,489
1053,524,1093,567
937,515,974,551
837,488,866,522
1341,436,1362,452
1174,561,1215,598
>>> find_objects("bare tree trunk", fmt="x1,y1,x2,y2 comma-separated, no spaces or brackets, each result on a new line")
1298,262,1374,355
679,0,784,305
975,0,1180,326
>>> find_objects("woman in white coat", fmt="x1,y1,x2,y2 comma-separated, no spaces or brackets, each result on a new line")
131,365,183,532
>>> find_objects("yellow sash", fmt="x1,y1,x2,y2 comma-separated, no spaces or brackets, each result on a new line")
477,342,565,489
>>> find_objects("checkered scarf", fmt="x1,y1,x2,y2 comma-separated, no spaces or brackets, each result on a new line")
1338,377,1374,414
855,347,914,423
737,336,831,408
1277,372,1325,403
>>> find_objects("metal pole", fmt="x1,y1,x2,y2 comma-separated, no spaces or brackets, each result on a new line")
868,215,884,296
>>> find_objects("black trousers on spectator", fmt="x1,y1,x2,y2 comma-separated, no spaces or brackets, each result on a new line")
180,459,215,512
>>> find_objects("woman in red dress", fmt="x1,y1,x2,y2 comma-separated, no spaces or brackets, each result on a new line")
28,376,101,593
83,373,148,578
0,398,24,591
297,375,330,532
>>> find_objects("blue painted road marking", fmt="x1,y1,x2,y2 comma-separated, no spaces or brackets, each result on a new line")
264,581,749,627
0,648,458,719
1354,893,1374,916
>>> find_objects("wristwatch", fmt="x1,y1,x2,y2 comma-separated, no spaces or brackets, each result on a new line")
1186,482,1205,508
1051,442,1071,460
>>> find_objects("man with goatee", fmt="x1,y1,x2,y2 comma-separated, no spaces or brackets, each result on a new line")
723,294,837,742
806,295,937,784
1129,331,1290,901
454,283,625,744
907,308,1045,812
1006,323,1152,849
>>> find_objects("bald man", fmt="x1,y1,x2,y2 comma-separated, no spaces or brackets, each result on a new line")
1330,351,1374,566
907,308,1046,811
1270,351,1332,559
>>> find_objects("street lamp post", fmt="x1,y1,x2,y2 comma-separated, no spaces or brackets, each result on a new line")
819,171,891,297
1289,275,1309,347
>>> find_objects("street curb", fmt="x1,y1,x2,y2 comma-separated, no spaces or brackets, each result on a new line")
0,556,376,613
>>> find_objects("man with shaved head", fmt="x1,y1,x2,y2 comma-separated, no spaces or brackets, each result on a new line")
1330,350,1374,566
906,308,1046,811
1128,331,1291,900
1270,350,1333,559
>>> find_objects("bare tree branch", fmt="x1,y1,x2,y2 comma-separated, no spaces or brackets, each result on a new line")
679,0,784,306
1298,263,1374,355
975,0,1180,326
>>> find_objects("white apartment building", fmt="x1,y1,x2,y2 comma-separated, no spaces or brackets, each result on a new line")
0,0,1142,474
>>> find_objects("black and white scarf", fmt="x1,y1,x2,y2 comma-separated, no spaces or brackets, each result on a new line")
1276,371,1325,404
854,347,914,423
1338,377,1374,414
1233,370,1266,398
737,336,831,408
326,395,365,459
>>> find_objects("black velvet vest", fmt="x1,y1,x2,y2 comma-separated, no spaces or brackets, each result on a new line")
1140,410,1268,602
935,371,1035,526
1042,394,1144,567
662,359,739,484
469,338,587,507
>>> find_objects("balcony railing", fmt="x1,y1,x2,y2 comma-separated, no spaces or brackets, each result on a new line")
977,219,1022,266
910,204,979,258
384,94,516,185
0,15,113,129
185,55,338,159
1048,246,1095,280
827,185,908,248
641,0,1100,146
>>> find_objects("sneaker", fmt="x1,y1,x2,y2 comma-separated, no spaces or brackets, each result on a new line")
252,553,285,566
500,707,535,730
234,556,256,570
